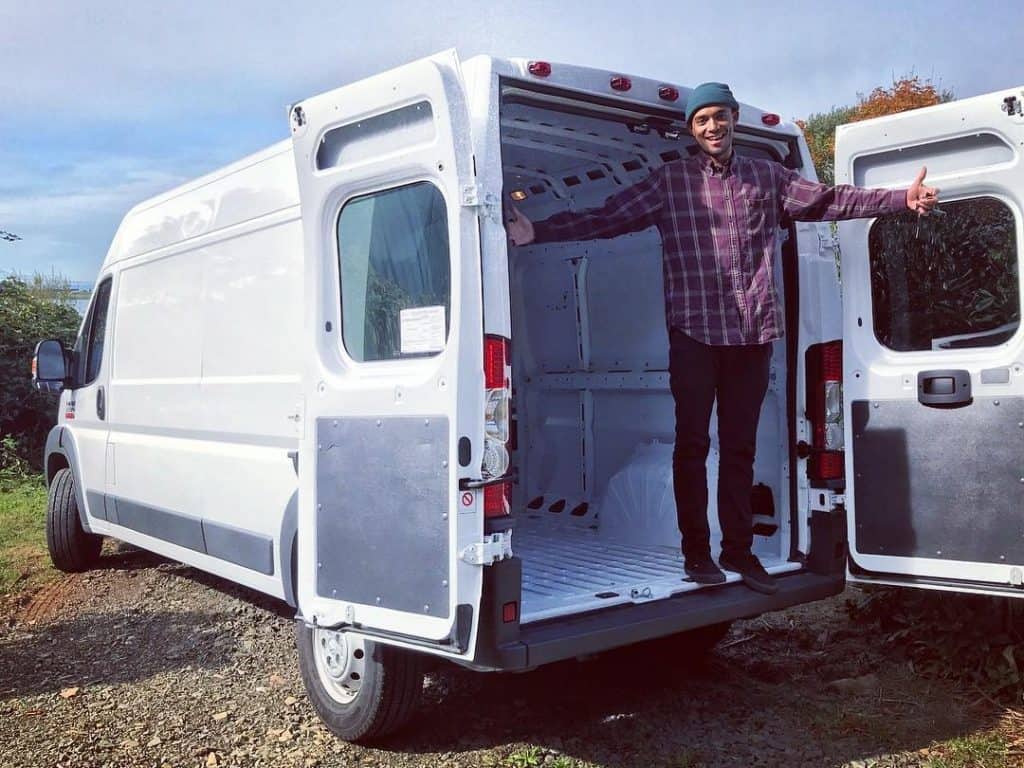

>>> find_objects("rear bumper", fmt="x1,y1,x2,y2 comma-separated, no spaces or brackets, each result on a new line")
474,569,843,671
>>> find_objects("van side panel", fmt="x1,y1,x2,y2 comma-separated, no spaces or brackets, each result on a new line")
94,148,302,600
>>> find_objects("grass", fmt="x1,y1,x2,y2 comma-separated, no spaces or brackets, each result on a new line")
925,733,1011,768
0,474,50,592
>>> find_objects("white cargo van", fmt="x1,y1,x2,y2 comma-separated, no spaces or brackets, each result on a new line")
31,51,1024,741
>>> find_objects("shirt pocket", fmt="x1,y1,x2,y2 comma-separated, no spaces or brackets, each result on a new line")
740,192,777,235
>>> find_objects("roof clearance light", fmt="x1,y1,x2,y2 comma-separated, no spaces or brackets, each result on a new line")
659,86,680,102
610,76,632,92
761,113,781,126
528,61,552,77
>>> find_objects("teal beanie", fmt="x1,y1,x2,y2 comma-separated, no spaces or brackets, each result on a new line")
686,82,739,124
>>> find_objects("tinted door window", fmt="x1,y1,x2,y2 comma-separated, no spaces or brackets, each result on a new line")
336,182,451,362
75,278,112,386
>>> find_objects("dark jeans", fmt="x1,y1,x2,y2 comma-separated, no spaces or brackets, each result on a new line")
669,328,772,562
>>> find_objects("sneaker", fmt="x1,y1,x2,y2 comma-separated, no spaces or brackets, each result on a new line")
683,557,726,585
719,552,778,595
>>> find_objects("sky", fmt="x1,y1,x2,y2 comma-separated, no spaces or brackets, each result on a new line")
1,0,1022,283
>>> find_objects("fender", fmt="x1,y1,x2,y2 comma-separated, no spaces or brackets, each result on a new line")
44,426,93,534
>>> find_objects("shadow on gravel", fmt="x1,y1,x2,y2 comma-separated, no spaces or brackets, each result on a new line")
0,607,238,701
98,543,293,619
386,635,997,767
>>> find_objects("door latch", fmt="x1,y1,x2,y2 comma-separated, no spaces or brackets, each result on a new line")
460,531,513,566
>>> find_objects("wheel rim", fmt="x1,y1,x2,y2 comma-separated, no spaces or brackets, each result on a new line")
312,628,367,704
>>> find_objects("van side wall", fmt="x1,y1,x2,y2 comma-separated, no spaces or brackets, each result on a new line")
79,144,304,600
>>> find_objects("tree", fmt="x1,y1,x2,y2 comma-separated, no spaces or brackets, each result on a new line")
0,275,81,472
796,75,953,185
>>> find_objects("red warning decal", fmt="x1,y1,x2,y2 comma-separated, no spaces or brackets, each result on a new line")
461,492,474,507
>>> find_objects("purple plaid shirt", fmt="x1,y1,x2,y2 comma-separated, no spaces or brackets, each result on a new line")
532,153,906,345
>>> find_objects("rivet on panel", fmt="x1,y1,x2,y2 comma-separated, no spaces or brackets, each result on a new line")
442,513,448,520
442,580,448,587
375,596,382,604
423,605,430,612
872,402,879,409
332,589,337,596
442,460,448,468
376,419,382,427
994,400,1000,406
333,420,338,427
317,562,323,569
317,503,322,510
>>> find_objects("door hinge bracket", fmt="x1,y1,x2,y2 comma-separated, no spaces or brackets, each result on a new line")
460,531,513,566
1002,95,1022,118
462,185,500,222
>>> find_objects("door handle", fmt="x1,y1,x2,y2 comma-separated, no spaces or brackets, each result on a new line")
917,369,971,407
97,386,106,421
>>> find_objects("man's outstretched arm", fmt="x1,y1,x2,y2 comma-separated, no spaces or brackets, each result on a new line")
782,165,939,221
506,168,665,246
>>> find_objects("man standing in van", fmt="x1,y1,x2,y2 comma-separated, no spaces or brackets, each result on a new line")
506,82,938,595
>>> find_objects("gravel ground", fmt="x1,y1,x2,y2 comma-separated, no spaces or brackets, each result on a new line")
0,544,1007,768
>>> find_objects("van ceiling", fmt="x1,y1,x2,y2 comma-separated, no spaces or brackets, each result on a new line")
499,85,795,215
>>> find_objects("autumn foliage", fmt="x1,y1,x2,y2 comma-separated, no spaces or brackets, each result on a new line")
797,76,953,184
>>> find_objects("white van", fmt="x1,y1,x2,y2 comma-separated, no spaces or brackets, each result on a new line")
32,51,1024,741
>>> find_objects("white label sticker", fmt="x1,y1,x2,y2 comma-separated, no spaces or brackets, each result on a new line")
400,306,446,354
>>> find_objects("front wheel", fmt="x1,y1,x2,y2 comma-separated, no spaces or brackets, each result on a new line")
295,622,424,743
46,468,102,572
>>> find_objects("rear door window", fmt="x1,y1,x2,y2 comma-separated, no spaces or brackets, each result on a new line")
336,181,451,362
868,197,1019,351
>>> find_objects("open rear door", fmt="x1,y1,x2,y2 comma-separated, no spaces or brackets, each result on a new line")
837,87,1024,595
291,50,485,651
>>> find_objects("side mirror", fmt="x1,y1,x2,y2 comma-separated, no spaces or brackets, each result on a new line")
33,339,69,392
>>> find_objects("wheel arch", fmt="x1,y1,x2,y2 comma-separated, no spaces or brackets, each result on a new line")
44,426,93,533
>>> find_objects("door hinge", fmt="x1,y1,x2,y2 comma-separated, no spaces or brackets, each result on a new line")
460,531,513,566
1002,95,1022,118
462,185,500,222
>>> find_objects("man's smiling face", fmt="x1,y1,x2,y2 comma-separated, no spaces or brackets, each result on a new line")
691,105,738,163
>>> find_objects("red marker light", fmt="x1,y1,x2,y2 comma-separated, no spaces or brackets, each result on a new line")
658,86,680,102
502,601,518,623
761,113,781,126
528,61,551,77
610,76,632,92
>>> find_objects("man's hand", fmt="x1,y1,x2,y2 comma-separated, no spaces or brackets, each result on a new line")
506,206,535,246
906,166,939,214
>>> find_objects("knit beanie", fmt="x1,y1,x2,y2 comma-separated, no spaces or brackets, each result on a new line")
686,82,739,124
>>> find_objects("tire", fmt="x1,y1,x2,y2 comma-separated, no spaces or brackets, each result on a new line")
45,468,103,572
295,622,424,744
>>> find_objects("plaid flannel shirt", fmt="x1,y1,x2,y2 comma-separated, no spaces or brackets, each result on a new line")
532,153,906,345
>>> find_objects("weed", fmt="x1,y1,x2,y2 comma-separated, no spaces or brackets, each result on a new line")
504,747,544,768
926,733,1009,768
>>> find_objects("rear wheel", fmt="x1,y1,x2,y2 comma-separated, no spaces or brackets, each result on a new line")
295,622,424,743
46,468,102,572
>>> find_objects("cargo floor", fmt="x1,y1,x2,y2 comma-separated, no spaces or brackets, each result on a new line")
514,514,800,624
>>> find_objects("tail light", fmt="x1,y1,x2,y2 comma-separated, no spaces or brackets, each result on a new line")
483,335,511,518
761,113,781,126
806,340,844,485
659,86,680,102
610,76,632,92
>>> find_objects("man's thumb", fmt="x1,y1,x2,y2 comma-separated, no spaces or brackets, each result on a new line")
914,166,928,187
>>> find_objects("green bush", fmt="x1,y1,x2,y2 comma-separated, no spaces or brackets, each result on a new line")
0,275,81,471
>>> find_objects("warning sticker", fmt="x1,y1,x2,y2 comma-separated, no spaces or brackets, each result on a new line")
461,492,474,507
400,306,446,355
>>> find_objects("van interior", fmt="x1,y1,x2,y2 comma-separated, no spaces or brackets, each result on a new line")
498,82,805,624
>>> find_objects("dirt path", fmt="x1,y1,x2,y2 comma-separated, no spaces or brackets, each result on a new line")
0,546,1013,768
